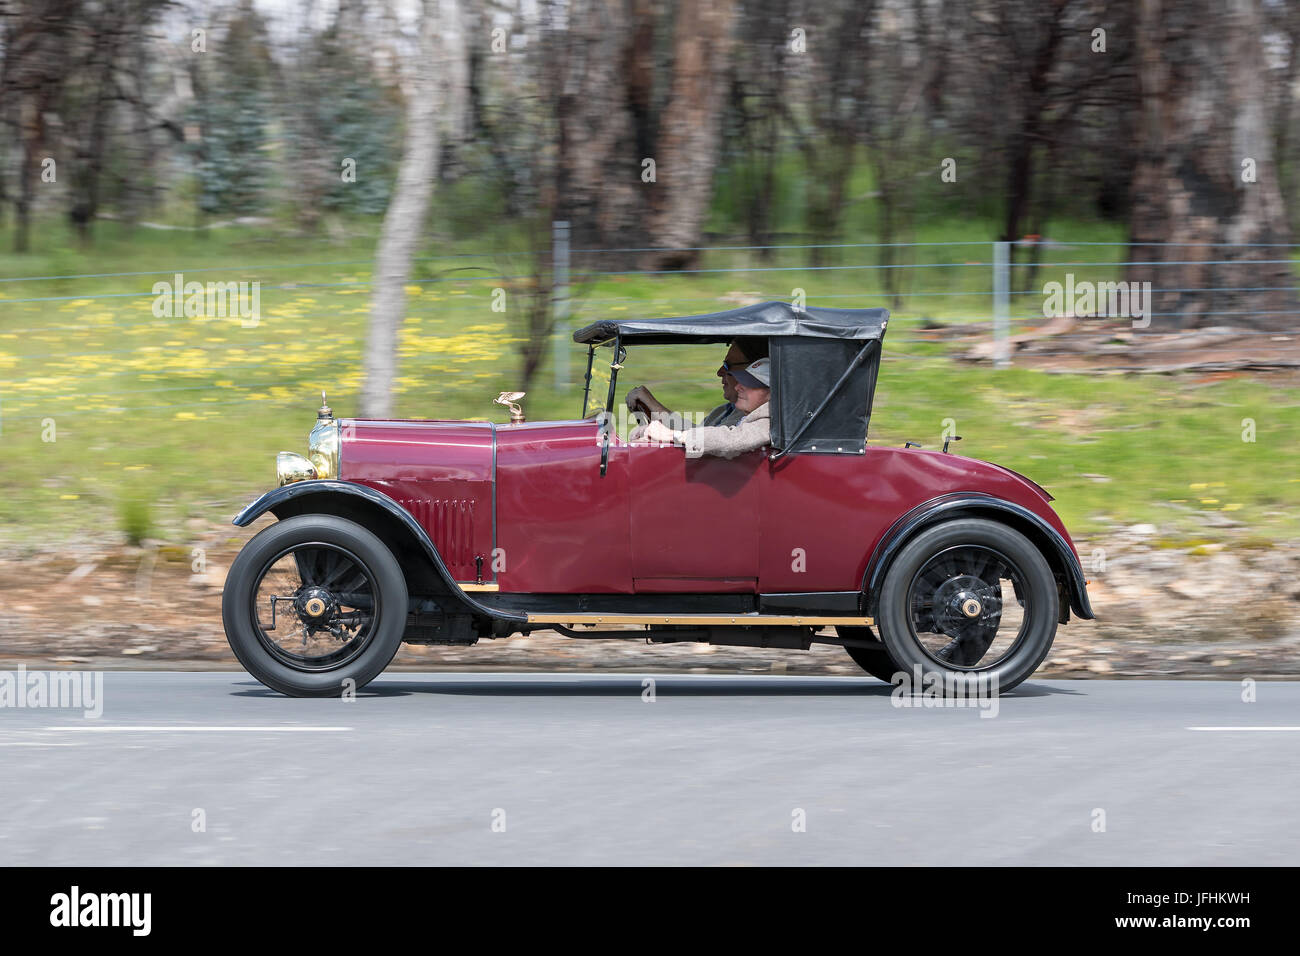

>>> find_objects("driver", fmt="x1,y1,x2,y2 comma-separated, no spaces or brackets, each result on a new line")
637,358,772,459
626,337,768,437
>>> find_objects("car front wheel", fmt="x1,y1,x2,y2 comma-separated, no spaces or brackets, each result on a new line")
874,518,1058,695
222,514,408,697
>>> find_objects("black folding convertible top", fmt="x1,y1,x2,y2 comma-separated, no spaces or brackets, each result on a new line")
572,300,888,346
575,301,890,459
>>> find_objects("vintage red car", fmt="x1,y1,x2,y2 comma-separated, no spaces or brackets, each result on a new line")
222,301,1093,696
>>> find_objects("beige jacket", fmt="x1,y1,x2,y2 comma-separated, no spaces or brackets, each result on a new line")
682,403,770,459
696,402,746,428
635,401,741,436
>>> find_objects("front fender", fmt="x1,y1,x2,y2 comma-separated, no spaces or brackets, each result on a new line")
864,493,1094,621
233,480,523,623
233,479,361,527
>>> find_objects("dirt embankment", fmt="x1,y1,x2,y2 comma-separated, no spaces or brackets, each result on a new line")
936,314,1300,374
1,520,1297,678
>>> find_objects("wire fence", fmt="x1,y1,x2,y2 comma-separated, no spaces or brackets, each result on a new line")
2,232,1298,423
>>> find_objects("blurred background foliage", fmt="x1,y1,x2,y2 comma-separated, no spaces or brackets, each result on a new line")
0,0,1298,548
0,0,1185,250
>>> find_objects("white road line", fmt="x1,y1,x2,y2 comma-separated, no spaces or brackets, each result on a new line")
0,742,83,747
1187,726,1300,732
41,726,353,732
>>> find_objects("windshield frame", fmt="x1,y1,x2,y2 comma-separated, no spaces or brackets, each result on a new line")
596,334,624,475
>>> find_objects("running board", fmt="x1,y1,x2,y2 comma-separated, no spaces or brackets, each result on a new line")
525,612,872,628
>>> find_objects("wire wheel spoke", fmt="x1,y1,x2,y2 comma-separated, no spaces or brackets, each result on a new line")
252,542,379,671
906,545,1028,670
318,550,358,589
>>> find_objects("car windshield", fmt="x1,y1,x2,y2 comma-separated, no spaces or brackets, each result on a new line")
581,343,615,419
580,340,752,438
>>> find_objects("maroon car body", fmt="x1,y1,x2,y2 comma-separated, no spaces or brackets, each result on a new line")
224,301,1093,697
334,418,1076,599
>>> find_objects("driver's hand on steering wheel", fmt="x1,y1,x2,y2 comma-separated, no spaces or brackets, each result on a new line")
637,420,678,445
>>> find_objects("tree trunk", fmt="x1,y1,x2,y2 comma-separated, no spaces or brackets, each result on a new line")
643,0,738,270
806,136,853,268
553,0,645,262
15,115,37,253
998,4,1064,261
360,0,445,419
70,30,121,245
1128,0,1296,329
873,149,900,308
6,0,80,253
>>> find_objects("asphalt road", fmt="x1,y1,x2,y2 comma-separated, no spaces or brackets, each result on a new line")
1,672,1296,865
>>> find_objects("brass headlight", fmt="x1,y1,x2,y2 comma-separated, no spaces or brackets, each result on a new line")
277,452,317,486
308,394,340,479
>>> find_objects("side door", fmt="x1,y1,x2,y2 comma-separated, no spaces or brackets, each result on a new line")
619,443,764,592
495,421,633,593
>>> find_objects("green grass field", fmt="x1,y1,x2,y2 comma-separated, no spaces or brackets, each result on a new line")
1,218,1297,548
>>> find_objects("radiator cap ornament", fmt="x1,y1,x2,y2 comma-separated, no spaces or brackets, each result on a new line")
495,391,526,424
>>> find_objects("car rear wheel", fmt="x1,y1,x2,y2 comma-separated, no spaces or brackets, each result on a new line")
836,626,901,682
222,514,408,697
875,518,1058,695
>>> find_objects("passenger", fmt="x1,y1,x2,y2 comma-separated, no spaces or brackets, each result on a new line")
626,336,768,437
637,358,772,459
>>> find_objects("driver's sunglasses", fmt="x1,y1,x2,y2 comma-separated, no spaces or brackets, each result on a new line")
719,360,750,373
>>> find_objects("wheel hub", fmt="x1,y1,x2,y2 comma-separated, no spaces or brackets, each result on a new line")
926,574,1004,666
931,575,994,634
295,586,336,624
906,543,1028,671
251,541,379,673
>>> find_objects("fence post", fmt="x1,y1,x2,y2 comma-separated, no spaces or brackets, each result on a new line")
992,240,1010,369
552,220,570,389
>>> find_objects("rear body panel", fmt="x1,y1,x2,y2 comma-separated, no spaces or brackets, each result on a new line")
758,446,1075,594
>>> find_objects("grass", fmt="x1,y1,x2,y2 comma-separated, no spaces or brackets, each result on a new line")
117,495,154,546
1,216,1298,548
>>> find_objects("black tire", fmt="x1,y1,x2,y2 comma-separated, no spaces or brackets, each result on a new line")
222,514,408,697
836,625,901,682
875,518,1058,695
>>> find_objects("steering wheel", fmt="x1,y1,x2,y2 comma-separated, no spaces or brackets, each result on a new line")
625,388,654,427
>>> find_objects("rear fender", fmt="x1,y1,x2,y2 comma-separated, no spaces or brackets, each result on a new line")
863,494,1094,622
